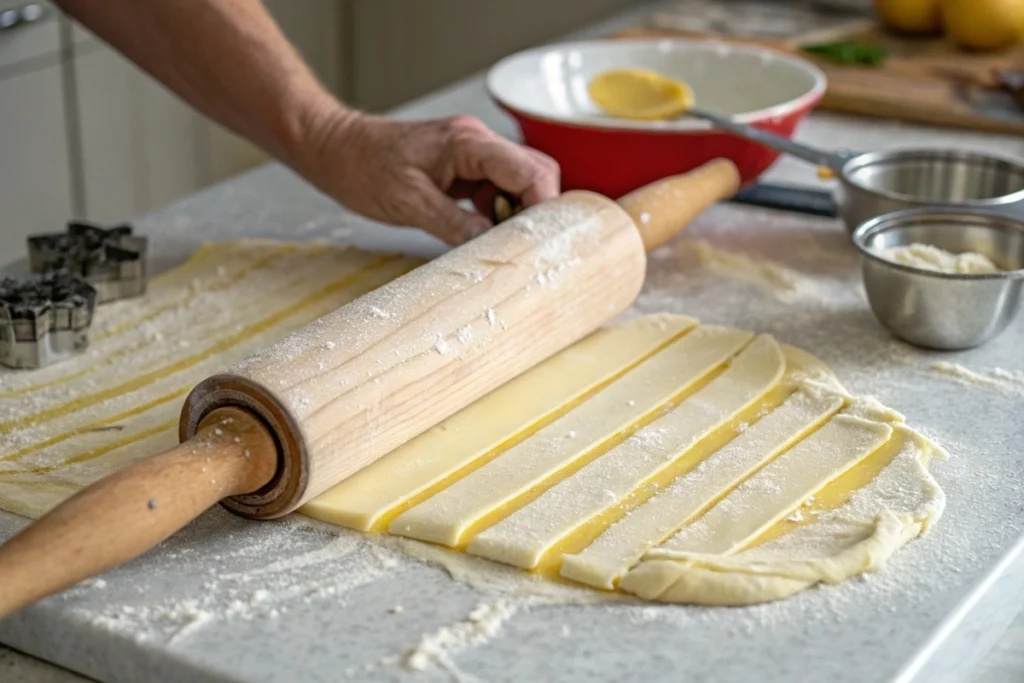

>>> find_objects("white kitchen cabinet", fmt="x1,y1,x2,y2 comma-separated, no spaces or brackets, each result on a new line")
73,42,207,223
0,2,73,268
69,0,343,225
71,44,140,223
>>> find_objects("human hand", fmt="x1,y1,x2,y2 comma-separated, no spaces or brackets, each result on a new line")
298,112,560,245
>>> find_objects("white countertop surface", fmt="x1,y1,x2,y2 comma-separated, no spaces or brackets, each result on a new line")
3,2,1024,681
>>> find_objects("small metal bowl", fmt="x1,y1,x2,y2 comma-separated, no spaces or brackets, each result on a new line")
837,149,1024,234
852,208,1024,350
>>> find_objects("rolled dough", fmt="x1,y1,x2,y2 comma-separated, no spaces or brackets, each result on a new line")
466,334,785,570
0,241,947,607
559,388,843,590
307,314,946,606
387,325,754,547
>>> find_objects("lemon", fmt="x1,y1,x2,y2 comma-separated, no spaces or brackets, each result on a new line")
940,0,1024,50
874,0,943,34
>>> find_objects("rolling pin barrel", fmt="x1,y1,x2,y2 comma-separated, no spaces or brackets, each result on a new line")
183,191,648,519
183,158,739,520
0,158,740,618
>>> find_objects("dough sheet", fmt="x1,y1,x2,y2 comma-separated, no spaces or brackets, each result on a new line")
0,240,948,606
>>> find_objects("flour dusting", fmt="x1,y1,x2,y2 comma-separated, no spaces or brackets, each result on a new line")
678,239,824,303
404,599,518,676
928,361,1024,396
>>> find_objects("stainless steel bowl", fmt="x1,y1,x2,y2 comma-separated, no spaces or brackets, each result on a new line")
852,208,1024,350
838,149,1024,234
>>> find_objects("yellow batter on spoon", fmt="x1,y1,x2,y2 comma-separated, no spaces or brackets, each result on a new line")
587,68,694,120
589,68,839,180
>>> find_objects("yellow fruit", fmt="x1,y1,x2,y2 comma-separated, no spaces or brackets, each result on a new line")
874,0,943,34
940,0,1024,50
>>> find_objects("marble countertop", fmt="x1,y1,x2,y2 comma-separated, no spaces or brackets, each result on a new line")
3,2,1024,682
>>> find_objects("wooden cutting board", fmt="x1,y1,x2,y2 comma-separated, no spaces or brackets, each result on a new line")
613,19,1024,135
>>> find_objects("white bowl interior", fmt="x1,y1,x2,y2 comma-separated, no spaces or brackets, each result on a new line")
488,39,825,131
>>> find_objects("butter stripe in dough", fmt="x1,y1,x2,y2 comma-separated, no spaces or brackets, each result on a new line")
0,242,309,397
467,334,785,570
388,325,754,547
0,249,398,430
646,413,892,560
301,314,698,532
0,258,415,464
559,388,843,589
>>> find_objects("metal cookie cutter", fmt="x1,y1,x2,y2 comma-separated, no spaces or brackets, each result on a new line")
28,221,148,304
0,271,98,369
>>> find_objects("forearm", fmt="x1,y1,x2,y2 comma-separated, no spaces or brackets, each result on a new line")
52,0,347,170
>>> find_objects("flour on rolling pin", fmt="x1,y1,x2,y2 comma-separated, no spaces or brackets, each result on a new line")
181,191,649,519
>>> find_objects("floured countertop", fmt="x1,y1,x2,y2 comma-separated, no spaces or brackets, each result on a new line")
3,4,1024,683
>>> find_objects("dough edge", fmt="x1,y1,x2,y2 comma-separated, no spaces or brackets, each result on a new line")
615,364,948,607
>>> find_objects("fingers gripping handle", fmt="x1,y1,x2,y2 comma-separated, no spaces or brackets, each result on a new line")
617,158,742,252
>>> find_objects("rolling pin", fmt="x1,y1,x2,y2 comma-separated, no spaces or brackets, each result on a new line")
0,158,741,618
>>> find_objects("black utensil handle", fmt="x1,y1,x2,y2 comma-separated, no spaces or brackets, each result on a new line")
729,182,838,218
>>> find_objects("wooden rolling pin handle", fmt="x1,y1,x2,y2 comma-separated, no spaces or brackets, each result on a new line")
0,408,277,619
618,157,742,252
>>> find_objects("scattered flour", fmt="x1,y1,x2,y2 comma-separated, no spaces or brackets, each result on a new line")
680,239,821,302
7,211,1020,677
404,599,518,675
435,336,452,356
928,361,1024,396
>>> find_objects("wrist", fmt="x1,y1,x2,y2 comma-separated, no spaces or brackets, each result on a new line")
281,95,366,195
266,83,353,177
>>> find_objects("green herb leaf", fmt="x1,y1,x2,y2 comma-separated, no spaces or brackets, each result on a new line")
801,41,887,66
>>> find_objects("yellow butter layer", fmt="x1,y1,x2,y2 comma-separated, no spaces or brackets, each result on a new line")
386,325,754,548
300,314,698,532
466,334,785,570
558,377,843,590
306,316,943,606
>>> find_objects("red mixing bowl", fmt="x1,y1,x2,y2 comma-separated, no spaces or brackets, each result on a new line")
487,39,827,198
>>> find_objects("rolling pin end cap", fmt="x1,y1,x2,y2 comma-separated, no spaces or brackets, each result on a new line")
181,374,309,520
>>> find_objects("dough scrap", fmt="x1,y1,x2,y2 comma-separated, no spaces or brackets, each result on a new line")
388,325,753,546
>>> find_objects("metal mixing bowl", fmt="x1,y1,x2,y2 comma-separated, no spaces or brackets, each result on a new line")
852,208,1024,350
838,150,1024,234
